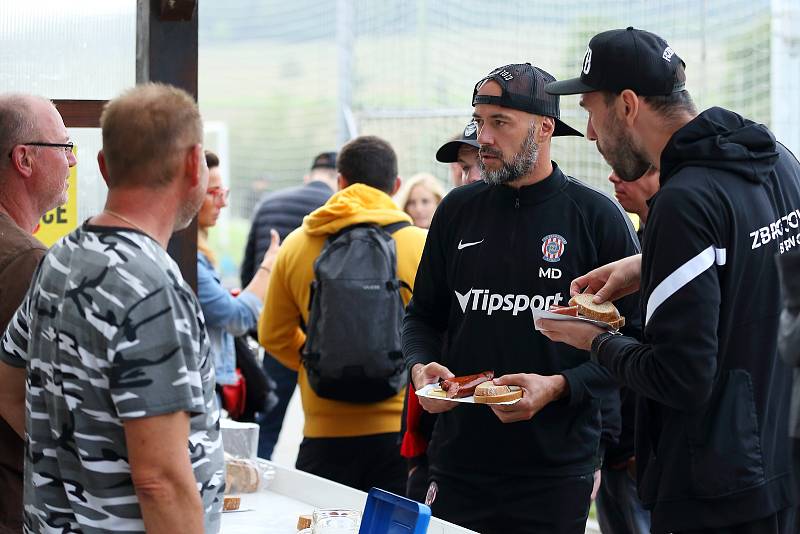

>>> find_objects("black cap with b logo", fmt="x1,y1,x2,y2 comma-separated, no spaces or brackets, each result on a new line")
545,27,686,96
472,63,583,137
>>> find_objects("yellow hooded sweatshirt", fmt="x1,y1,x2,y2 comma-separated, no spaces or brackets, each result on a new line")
259,183,427,438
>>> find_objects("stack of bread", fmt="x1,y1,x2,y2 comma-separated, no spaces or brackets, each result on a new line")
225,457,261,494
473,382,523,404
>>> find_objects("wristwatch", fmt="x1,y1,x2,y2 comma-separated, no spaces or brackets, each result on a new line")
590,330,621,364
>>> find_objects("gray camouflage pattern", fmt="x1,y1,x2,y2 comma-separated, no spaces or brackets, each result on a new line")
0,223,224,533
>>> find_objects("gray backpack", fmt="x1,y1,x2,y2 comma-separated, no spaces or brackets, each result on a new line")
302,222,411,403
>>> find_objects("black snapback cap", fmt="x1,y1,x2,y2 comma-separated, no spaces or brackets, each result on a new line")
545,27,686,96
311,151,337,170
436,121,480,163
472,63,583,137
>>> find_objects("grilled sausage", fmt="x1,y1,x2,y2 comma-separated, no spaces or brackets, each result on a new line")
439,371,494,399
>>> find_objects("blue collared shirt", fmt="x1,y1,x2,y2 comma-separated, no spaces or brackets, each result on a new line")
197,252,262,385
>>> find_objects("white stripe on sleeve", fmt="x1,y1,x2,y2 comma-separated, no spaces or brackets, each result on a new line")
645,245,726,326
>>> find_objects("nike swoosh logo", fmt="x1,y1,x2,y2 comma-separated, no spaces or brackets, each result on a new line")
457,239,484,250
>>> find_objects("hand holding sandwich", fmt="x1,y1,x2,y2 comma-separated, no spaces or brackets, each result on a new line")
488,373,568,423
538,292,624,350
569,254,642,303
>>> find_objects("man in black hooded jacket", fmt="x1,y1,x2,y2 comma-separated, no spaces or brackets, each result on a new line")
543,28,800,533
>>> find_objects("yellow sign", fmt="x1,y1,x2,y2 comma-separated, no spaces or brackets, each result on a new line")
33,148,78,247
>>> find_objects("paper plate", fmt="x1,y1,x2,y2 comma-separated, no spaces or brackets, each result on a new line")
531,307,616,331
414,383,522,405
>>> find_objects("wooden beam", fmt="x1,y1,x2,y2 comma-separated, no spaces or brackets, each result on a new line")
53,100,106,128
136,0,199,290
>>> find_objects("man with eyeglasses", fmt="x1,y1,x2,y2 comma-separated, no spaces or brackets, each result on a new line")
0,84,224,533
0,93,76,533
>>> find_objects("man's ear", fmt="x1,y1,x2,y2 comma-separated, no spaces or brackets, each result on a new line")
337,173,348,191
185,144,204,188
391,176,402,196
619,89,640,126
97,150,111,186
9,146,34,178
537,117,555,142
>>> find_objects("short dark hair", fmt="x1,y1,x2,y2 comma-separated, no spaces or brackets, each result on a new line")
642,90,697,119
336,136,397,194
602,63,696,120
603,88,696,118
205,150,219,169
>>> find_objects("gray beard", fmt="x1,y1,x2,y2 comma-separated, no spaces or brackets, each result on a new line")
479,124,539,186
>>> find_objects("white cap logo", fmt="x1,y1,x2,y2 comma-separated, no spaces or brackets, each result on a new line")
463,121,477,137
582,46,592,75
662,46,675,62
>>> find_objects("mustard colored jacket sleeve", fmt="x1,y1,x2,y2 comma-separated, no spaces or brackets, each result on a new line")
395,225,427,302
258,239,305,372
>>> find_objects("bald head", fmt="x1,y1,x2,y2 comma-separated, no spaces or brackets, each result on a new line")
0,94,56,172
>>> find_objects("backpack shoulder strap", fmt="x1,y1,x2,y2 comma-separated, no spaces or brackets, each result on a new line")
381,221,413,294
382,221,411,235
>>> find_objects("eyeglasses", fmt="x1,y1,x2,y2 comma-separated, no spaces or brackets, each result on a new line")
206,187,230,203
8,141,75,158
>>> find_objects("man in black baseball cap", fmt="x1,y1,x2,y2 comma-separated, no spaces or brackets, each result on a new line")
540,28,800,534
404,61,642,533
310,151,337,171
435,121,481,186
546,27,689,183
546,27,686,97
242,149,338,462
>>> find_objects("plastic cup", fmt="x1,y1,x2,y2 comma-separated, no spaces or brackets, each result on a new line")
312,508,361,534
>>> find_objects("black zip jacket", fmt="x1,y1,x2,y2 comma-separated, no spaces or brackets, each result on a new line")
241,180,333,286
596,107,800,532
403,162,641,478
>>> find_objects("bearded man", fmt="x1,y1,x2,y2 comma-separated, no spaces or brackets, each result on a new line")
542,27,800,534
401,63,642,534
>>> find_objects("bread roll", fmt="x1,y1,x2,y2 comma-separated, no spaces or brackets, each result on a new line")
473,382,523,404
225,459,261,493
568,293,620,323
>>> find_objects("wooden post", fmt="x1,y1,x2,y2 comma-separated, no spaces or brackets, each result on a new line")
136,0,199,289
52,100,106,128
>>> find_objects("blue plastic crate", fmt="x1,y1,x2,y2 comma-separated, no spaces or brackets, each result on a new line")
358,488,431,534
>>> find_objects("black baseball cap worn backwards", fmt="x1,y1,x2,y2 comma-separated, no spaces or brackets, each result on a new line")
311,151,337,170
436,121,480,163
545,27,686,96
472,63,583,137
